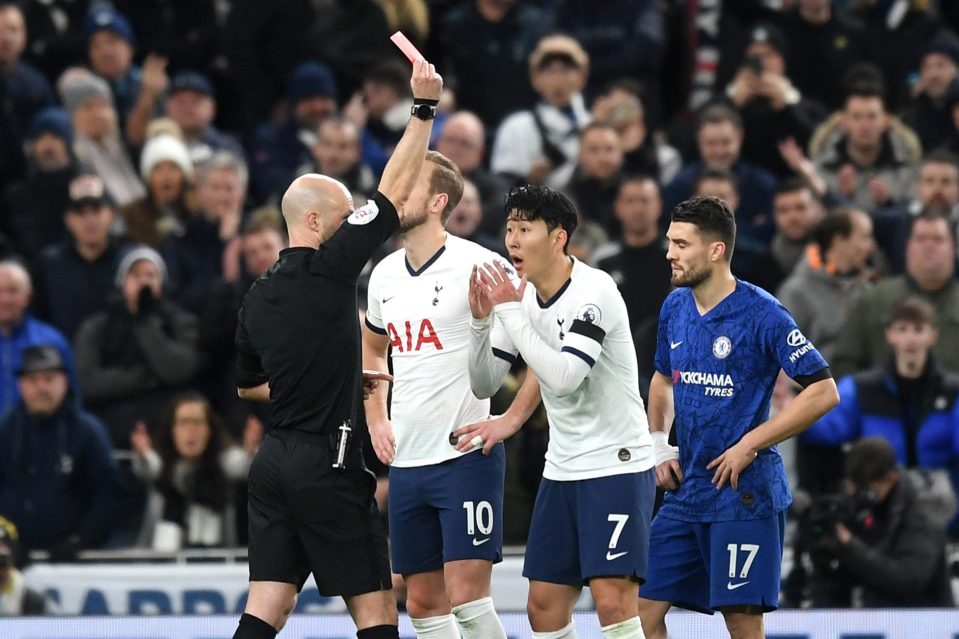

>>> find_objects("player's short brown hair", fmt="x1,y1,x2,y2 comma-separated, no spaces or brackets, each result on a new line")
425,150,464,224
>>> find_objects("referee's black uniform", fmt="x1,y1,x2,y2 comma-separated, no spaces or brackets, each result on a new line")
236,191,398,596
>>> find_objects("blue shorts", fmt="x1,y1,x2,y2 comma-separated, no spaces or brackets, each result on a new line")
523,470,656,586
640,511,786,613
388,444,505,575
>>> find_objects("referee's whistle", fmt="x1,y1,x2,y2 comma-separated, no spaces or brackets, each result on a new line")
332,419,352,470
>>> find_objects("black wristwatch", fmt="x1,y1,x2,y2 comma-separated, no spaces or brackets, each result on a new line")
411,103,437,120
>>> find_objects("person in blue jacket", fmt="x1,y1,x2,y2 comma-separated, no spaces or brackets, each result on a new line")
801,296,959,533
0,259,77,415
0,344,120,558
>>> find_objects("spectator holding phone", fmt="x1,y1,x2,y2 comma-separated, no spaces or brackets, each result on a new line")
726,23,826,178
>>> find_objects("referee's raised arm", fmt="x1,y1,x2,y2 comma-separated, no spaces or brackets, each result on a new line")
377,58,443,215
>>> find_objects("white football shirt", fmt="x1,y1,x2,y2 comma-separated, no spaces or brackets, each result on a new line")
476,257,654,480
366,234,512,467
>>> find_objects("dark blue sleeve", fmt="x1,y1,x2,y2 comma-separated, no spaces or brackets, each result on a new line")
799,375,861,445
654,294,672,376
762,301,829,380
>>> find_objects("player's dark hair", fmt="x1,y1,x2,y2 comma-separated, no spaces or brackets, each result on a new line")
886,296,937,328
813,206,859,256
670,196,737,261
425,150,464,223
504,185,578,252
845,437,897,488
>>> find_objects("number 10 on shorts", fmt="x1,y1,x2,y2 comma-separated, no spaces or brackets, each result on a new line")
726,543,759,579
463,500,493,536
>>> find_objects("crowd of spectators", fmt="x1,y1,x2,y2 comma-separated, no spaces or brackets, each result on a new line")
2,0,959,611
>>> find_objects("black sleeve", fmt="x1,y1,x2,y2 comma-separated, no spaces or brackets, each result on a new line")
314,191,399,282
235,305,268,388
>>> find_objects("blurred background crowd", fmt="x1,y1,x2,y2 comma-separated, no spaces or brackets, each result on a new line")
2,0,959,612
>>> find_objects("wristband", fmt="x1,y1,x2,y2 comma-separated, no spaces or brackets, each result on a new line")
651,431,679,464
413,97,439,107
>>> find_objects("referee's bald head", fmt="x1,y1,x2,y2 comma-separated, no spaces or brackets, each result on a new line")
281,174,353,247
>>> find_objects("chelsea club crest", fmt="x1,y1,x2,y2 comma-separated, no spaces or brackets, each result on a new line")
712,335,732,359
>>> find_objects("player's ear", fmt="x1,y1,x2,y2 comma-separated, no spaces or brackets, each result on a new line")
554,227,567,251
708,240,720,262
432,192,448,215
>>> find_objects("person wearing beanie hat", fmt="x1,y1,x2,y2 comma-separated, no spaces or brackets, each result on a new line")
139,134,194,182
28,107,73,146
60,71,114,114
62,67,146,208
250,61,338,202
85,6,145,125
121,133,195,248
73,242,200,448
0,3,56,188
114,245,167,290
902,30,959,151
3,107,76,265
288,61,338,103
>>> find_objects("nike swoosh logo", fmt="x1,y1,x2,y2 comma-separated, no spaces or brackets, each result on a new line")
726,581,750,590
670,341,683,349
382,296,395,304
472,537,491,546
606,551,628,561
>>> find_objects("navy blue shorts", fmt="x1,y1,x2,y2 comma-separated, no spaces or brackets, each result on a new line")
523,470,656,586
388,444,505,575
640,511,786,613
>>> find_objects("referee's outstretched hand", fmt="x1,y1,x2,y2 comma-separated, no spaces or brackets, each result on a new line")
410,57,442,101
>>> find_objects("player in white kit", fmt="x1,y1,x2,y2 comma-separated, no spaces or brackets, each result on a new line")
459,185,655,639
362,151,539,639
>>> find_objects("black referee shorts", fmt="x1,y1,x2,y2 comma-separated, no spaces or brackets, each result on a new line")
247,429,391,596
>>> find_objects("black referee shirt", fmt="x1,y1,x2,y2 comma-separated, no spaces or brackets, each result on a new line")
235,191,398,435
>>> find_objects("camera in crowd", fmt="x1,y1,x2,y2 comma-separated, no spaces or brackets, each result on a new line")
798,490,877,562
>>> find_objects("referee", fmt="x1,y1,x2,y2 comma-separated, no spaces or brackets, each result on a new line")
231,59,443,639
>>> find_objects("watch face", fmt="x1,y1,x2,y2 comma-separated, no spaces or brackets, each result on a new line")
412,104,435,119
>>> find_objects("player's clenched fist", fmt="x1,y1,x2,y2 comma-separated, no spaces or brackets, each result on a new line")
410,58,442,101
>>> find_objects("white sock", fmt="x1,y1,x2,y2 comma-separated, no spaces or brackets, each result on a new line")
452,596,506,639
532,621,578,639
410,614,460,639
601,616,645,639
